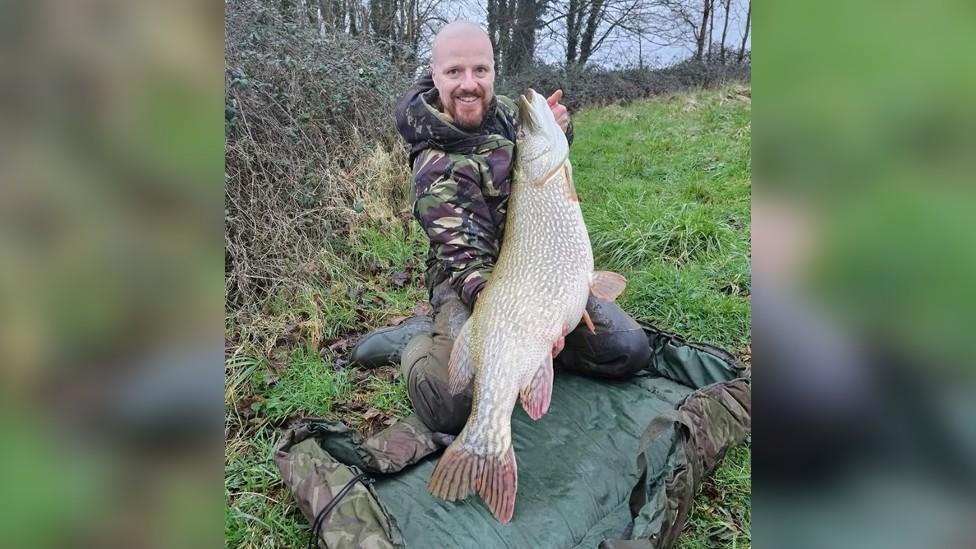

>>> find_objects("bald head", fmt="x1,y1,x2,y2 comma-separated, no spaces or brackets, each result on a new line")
431,21,493,68
429,21,496,130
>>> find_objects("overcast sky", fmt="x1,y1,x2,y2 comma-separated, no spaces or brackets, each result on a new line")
438,0,752,69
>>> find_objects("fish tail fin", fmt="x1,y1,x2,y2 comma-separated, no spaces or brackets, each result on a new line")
428,442,518,523
520,353,554,420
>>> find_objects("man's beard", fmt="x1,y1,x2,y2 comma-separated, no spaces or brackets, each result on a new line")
454,108,485,130
450,96,489,130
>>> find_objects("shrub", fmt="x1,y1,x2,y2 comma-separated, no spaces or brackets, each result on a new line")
224,0,412,338
496,59,750,110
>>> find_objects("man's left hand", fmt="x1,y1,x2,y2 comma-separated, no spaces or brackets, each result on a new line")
547,89,570,133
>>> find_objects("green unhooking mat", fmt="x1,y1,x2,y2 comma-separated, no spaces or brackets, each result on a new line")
275,324,751,549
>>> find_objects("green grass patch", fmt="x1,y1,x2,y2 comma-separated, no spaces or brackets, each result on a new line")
574,87,752,349
254,345,354,421
676,444,752,549
365,375,413,417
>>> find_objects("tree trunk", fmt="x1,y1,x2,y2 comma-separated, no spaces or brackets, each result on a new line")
719,0,731,63
695,0,711,61
707,0,715,60
565,0,582,65
508,0,539,75
493,0,511,74
737,0,751,63
578,0,605,66
637,27,643,69
349,0,358,35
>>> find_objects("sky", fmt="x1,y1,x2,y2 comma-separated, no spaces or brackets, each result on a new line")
438,0,752,69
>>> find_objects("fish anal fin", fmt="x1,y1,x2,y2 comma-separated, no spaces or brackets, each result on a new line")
590,271,627,302
447,321,474,395
520,354,554,421
551,334,565,358
428,443,518,524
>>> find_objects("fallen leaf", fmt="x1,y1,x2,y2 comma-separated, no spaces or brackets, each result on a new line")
413,302,433,316
363,408,382,420
352,369,370,383
347,286,364,300
268,351,289,373
328,338,351,353
387,315,408,326
236,395,264,420
383,417,397,426
391,271,409,288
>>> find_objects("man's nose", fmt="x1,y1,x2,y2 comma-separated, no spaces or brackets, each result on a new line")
459,71,478,91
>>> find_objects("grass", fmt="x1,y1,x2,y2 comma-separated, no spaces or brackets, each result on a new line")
573,87,752,548
224,85,751,548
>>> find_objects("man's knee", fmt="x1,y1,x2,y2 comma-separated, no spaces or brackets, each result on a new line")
560,298,651,379
405,356,472,435
588,327,652,379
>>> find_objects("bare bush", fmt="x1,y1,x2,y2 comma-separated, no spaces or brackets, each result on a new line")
497,58,750,110
225,0,412,336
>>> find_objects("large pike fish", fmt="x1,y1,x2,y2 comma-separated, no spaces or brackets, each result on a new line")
427,89,626,523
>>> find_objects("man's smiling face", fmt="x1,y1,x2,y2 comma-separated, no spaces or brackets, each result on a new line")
431,22,495,131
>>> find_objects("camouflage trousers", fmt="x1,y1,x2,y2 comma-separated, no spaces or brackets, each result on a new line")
405,281,653,435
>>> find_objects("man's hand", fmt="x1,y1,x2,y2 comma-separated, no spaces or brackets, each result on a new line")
547,89,570,133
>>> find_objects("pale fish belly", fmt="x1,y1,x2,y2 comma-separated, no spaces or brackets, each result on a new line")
498,168,594,344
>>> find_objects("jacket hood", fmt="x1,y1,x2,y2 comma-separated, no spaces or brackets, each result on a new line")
394,72,517,166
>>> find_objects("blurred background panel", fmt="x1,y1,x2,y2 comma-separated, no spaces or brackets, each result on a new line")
0,0,224,547
754,1,976,548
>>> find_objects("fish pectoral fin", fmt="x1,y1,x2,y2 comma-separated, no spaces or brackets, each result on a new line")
590,271,627,302
520,354,554,421
581,310,597,334
428,443,518,524
447,321,474,395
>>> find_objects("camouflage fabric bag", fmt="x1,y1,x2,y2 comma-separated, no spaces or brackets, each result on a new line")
274,423,407,549
275,321,750,548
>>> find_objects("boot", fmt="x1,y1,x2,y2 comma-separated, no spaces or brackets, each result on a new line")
349,316,433,369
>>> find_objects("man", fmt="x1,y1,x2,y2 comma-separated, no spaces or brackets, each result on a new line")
351,21,650,435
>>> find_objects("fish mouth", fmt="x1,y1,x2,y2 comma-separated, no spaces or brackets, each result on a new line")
518,89,543,130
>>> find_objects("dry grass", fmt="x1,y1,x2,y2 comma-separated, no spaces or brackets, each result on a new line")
224,0,413,351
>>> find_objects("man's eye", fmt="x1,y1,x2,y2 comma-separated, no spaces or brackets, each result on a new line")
476,67,488,75
447,69,459,76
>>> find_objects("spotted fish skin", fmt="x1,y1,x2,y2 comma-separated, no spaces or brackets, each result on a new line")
427,88,596,523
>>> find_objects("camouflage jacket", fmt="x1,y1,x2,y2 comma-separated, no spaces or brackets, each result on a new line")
394,73,573,307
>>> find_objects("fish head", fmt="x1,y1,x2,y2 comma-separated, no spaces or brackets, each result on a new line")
516,88,569,185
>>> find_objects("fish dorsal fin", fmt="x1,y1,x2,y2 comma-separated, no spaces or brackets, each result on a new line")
590,271,627,302
448,320,475,395
519,353,554,421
